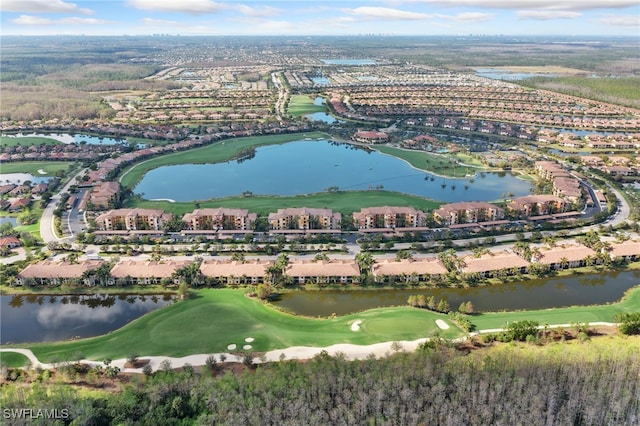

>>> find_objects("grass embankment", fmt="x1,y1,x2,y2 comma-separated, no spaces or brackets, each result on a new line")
372,145,485,178
473,286,640,331
21,289,462,362
0,352,31,368
0,161,74,176
288,95,326,117
0,136,60,147
125,190,441,216
118,132,327,188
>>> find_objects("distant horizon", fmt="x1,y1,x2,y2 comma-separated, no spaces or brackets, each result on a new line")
1,1,638,37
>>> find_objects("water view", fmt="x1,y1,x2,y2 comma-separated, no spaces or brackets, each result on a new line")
135,140,532,202
274,270,640,317
2,133,128,145
475,68,558,80
321,59,377,65
0,293,174,344
0,173,49,185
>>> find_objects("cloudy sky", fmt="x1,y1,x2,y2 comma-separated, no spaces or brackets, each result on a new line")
1,0,638,36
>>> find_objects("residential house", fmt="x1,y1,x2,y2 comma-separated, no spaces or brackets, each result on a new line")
9,197,31,212
534,244,597,270
353,206,426,229
109,260,191,285
609,240,640,262
0,236,21,249
200,260,272,285
17,260,105,286
285,260,360,285
460,251,530,278
372,258,448,283
352,131,389,144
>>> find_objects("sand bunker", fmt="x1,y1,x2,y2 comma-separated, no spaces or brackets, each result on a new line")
351,320,362,331
243,345,252,350
245,337,254,343
227,344,237,350
435,319,450,330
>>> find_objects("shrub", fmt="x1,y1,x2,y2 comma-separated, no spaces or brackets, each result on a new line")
615,312,640,335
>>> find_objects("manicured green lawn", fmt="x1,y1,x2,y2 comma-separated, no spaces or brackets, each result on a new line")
23,289,461,362
288,95,326,117
471,286,640,331
372,145,484,178
0,137,60,147
125,190,441,216
118,132,328,188
0,352,30,368
0,161,74,176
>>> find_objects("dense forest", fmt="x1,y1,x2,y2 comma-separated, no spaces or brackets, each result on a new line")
2,339,639,425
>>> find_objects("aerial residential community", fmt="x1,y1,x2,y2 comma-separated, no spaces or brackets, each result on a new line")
1,0,639,423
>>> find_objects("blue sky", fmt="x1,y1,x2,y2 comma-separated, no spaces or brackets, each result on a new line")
1,0,638,36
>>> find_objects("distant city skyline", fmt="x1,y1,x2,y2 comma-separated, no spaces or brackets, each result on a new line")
1,0,638,37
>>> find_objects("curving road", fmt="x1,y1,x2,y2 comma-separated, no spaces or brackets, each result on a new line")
39,168,87,245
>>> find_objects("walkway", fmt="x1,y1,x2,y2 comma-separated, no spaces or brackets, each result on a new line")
0,322,618,373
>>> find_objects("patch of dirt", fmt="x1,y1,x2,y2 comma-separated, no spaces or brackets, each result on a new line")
124,359,150,369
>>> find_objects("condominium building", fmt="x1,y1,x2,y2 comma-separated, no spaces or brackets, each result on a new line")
182,208,257,231
353,206,426,229
95,208,172,231
268,207,341,230
507,195,567,218
433,202,504,226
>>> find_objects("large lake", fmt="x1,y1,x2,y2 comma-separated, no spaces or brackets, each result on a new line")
0,293,174,344
134,140,532,202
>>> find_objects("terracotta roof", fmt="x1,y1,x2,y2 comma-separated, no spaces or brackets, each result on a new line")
286,260,360,277
372,258,448,276
110,260,191,278
19,260,105,279
0,236,21,247
610,240,640,258
461,251,530,274
200,260,272,278
536,245,596,265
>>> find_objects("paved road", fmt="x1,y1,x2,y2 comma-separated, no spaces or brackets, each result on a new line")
39,168,87,245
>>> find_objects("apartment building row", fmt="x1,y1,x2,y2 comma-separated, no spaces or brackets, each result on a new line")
94,199,578,235
15,240,640,287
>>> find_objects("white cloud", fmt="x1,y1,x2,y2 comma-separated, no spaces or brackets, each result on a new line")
599,14,640,26
1,0,93,14
410,0,638,11
346,7,431,20
517,10,582,20
12,14,106,26
450,12,494,22
233,4,280,17
128,0,227,14
12,15,53,25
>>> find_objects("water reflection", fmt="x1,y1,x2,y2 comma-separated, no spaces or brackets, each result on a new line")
274,270,640,316
1,293,174,344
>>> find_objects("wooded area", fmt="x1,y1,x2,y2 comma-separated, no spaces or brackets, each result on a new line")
2,339,638,425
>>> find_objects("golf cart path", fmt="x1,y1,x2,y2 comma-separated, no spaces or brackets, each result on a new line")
0,322,618,373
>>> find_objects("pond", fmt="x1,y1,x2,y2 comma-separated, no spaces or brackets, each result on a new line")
321,59,377,65
0,173,49,185
475,68,558,80
0,217,18,227
0,293,174,344
2,133,128,145
311,77,331,85
134,140,532,202
305,112,341,123
273,270,640,317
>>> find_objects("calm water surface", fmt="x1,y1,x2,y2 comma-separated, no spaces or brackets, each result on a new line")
274,270,640,317
135,140,532,202
1,293,174,344
2,133,127,145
